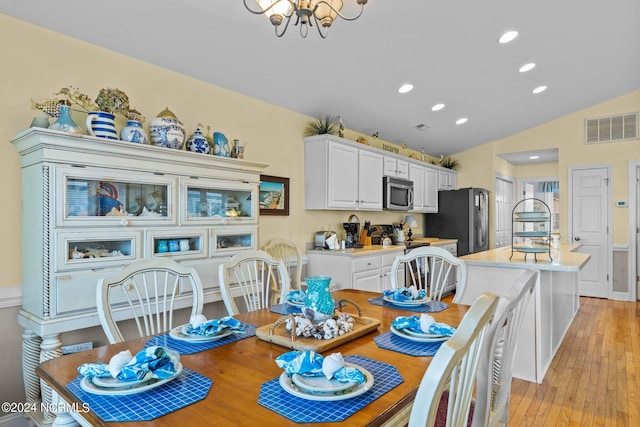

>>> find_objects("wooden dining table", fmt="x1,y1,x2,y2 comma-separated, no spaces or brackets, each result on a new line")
36,289,469,427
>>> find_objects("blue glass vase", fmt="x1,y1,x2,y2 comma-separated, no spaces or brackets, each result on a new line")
49,104,82,135
303,276,334,322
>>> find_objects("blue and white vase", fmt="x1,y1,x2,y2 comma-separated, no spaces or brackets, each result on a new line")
120,120,148,144
149,107,186,150
49,104,82,135
186,125,210,154
86,111,118,140
213,131,230,157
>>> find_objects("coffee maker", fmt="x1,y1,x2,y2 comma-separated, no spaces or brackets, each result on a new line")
342,222,361,248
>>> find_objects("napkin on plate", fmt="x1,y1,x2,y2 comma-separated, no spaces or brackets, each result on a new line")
275,350,365,383
285,290,306,304
383,286,427,301
78,346,180,382
392,314,456,336
185,315,245,336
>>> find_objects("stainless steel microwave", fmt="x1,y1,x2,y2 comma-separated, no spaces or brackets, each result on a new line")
383,176,414,210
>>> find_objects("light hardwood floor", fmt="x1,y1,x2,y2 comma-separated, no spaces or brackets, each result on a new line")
508,296,640,426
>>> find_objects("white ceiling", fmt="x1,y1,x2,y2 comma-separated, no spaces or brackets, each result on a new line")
3,1,639,159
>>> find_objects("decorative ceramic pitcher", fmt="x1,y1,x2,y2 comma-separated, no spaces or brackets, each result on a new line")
86,111,118,140
303,276,334,322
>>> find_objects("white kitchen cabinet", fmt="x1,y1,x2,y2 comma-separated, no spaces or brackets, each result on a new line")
424,166,439,212
306,249,404,292
432,242,458,295
12,128,267,414
409,163,425,211
410,163,439,213
304,135,383,211
384,156,409,179
438,169,458,191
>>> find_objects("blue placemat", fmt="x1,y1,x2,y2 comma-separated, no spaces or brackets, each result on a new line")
258,355,403,423
270,303,303,315
368,296,449,313
145,324,256,355
374,331,445,356
67,367,212,422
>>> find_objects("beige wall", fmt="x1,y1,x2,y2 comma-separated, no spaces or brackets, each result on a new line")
456,90,640,245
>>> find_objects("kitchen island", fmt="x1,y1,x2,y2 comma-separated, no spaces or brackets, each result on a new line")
456,243,591,383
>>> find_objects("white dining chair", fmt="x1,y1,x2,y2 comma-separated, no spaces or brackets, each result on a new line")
96,257,204,344
408,292,499,427
218,249,291,316
390,246,467,301
263,238,304,304
471,269,537,427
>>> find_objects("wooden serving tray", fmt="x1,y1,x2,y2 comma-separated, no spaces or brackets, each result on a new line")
255,315,381,352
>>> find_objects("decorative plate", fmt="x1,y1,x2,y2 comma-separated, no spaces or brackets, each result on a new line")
80,363,183,396
382,295,431,307
279,363,374,401
390,326,450,343
169,325,233,342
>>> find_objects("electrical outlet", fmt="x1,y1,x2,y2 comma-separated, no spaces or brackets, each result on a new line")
61,341,93,355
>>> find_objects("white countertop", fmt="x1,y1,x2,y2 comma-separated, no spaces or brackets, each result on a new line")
306,238,458,257
459,243,591,272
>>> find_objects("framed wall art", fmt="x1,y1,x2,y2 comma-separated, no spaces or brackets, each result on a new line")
259,175,289,216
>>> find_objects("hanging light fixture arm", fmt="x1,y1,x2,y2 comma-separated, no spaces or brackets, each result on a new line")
315,0,367,21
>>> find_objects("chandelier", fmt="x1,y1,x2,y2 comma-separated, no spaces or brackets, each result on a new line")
243,0,368,38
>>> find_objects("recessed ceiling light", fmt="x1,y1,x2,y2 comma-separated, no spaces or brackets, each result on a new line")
519,63,536,73
532,85,547,94
398,83,414,94
498,30,518,44
456,118,468,125
432,103,445,111
529,155,540,159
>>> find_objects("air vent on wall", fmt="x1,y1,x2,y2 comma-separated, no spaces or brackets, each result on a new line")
585,112,638,144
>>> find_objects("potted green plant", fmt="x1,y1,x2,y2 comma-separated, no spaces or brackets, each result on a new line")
303,114,339,137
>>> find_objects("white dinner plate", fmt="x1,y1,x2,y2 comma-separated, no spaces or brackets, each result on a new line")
383,295,431,307
286,299,305,307
80,363,183,396
291,363,360,393
169,324,233,342
279,363,374,401
401,328,447,339
92,375,149,389
390,326,450,342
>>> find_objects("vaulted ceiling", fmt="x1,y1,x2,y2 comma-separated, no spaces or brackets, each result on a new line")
3,1,639,158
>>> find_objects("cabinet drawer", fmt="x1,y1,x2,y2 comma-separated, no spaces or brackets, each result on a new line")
352,256,381,273
440,243,457,255
381,252,402,267
52,269,121,316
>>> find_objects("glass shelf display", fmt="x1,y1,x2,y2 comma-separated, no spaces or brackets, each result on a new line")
212,226,256,254
57,167,175,225
56,231,140,271
511,198,552,261
183,179,257,223
146,229,208,258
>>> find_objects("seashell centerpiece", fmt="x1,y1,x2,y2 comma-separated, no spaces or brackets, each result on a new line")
149,107,186,150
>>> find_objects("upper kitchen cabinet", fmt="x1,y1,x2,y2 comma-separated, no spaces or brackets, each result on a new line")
383,156,409,179
409,163,439,213
305,135,383,210
437,169,458,191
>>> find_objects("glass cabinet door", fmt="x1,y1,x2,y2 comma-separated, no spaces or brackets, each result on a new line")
56,166,177,226
211,226,257,255
182,178,258,224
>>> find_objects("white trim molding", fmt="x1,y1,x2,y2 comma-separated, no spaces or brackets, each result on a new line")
0,286,22,309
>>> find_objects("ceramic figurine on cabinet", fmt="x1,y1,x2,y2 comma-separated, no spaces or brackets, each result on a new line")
186,124,210,154
213,132,231,157
149,107,186,149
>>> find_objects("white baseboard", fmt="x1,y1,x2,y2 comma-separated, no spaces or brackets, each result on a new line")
0,412,31,427
0,286,21,309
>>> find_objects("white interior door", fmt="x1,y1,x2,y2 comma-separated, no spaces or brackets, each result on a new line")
570,167,611,298
494,175,514,248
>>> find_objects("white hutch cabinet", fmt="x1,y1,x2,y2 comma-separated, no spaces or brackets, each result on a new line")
12,128,266,422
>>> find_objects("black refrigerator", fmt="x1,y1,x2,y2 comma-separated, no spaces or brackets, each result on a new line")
424,187,489,256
